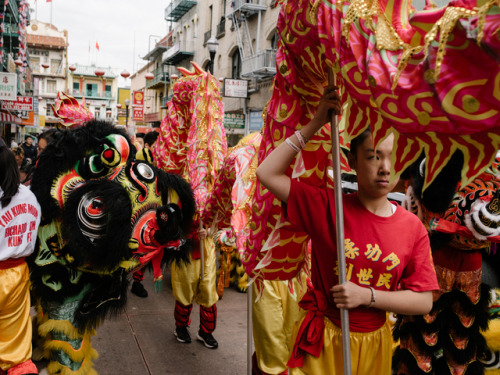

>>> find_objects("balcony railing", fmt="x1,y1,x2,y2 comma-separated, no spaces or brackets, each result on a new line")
216,18,225,37
71,89,114,100
230,0,267,16
165,0,197,22
163,39,195,65
241,49,277,78
146,67,170,89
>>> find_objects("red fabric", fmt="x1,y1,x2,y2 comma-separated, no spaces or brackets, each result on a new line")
7,360,38,375
132,268,144,282
199,304,217,334
135,218,182,280
287,290,329,368
174,301,193,327
95,41,100,51
286,181,439,332
431,217,500,242
0,257,25,270
432,246,482,272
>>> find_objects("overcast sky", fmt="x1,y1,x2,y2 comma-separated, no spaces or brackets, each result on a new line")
29,0,171,83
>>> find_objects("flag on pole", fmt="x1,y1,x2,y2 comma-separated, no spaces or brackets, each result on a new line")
46,0,52,3
95,41,100,51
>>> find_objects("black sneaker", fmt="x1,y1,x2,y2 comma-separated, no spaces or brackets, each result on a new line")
174,326,191,343
131,281,148,298
196,330,218,349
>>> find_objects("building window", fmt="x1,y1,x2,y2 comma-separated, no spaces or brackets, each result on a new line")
105,85,111,98
271,30,279,49
46,102,55,116
86,83,97,97
31,57,40,73
51,59,61,75
231,50,241,79
46,80,57,93
73,82,79,94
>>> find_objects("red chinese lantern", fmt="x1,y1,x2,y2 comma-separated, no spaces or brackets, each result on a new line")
68,65,77,72
101,102,106,107
116,103,122,109
145,72,154,80
94,69,105,77
14,58,23,66
171,74,178,80
41,63,50,69
120,70,130,79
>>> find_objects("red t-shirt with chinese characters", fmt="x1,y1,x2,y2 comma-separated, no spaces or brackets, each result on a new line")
286,180,439,332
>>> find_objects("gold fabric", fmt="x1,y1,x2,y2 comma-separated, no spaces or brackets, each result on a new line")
171,237,219,308
0,262,32,371
253,276,307,374
289,317,393,375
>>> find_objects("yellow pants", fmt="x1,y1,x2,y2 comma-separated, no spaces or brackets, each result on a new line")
0,262,33,372
171,237,219,308
289,317,393,375
253,276,307,374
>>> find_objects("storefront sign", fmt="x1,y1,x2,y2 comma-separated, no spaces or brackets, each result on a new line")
2,96,33,111
249,110,264,131
224,113,245,129
0,73,17,100
132,91,144,122
223,79,248,98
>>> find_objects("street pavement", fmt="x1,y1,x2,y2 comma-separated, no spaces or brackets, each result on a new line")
36,270,250,375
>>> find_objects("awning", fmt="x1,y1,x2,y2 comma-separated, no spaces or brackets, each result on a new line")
0,111,22,124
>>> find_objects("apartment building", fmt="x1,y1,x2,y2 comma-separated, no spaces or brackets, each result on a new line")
66,64,119,123
27,19,68,128
162,0,279,146
0,0,31,143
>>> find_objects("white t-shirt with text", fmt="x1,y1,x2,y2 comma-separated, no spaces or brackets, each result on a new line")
0,184,41,261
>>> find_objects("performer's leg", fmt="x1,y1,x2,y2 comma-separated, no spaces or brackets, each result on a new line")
199,304,217,334
171,255,198,344
131,269,148,298
174,301,193,328
0,262,35,374
252,277,306,375
195,238,219,349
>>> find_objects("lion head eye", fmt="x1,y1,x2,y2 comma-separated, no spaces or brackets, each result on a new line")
135,163,155,181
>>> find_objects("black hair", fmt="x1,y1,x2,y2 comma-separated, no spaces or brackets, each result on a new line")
135,132,145,139
39,128,58,142
0,145,20,207
144,130,158,147
348,127,371,158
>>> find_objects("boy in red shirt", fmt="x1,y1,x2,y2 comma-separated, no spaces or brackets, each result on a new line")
256,86,438,374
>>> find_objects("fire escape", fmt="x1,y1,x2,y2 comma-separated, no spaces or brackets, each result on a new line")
228,0,276,80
